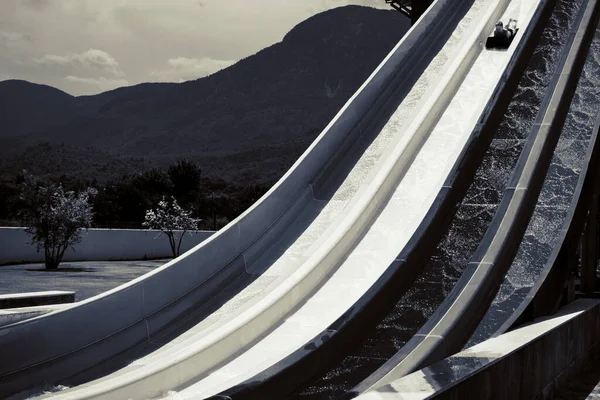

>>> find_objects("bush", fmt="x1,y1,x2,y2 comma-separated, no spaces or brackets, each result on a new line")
143,196,200,258
19,172,96,269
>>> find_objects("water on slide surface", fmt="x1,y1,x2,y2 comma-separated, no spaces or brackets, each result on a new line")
468,23,600,347
292,0,584,397
34,0,482,398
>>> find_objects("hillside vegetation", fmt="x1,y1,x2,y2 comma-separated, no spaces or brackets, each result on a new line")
0,6,409,185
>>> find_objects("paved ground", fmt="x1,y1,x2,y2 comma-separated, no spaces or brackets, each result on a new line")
0,260,168,301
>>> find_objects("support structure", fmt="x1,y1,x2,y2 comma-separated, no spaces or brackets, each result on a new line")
581,184,599,295
385,0,411,19
411,0,434,24
385,0,434,24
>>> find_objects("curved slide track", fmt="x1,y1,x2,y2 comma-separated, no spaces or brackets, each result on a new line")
348,0,600,397
468,7,600,347
0,1,538,400
354,19,600,400
2,0,586,400
207,0,549,399
0,0,516,399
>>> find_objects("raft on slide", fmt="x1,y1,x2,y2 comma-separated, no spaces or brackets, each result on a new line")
486,18,519,48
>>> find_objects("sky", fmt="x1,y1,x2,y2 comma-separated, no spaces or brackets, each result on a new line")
0,0,388,96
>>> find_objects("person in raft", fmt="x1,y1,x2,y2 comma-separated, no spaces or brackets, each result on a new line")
495,19,517,38
489,19,518,48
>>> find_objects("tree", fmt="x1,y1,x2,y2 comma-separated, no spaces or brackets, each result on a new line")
203,191,230,230
19,172,97,270
92,180,147,228
132,169,173,207
168,160,202,207
143,196,200,258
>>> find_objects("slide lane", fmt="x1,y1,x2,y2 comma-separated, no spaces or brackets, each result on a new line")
204,0,548,399
0,0,464,397
175,0,517,397
35,1,505,398
354,299,600,400
32,0,517,399
468,22,600,347
353,0,600,394
11,0,485,399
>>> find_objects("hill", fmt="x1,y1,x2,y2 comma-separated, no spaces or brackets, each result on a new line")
0,5,410,185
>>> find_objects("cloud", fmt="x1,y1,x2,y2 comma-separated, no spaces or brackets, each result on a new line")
0,0,391,95
34,49,123,76
23,0,51,9
150,56,235,83
0,31,31,45
65,75,128,90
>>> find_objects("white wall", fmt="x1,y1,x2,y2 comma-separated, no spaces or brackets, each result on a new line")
0,227,214,265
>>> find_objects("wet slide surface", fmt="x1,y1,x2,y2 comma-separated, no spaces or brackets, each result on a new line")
290,0,583,397
15,0,489,398
468,23,600,346
152,0,509,397
8,0,592,398
0,1,449,397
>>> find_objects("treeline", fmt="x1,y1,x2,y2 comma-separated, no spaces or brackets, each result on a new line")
0,160,270,231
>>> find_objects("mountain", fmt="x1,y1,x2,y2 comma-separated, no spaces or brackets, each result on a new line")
0,6,410,185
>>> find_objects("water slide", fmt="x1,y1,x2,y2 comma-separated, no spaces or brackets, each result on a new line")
203,0,600,398
292,0,598,398
353,21,600,396
355,0,599,388
0,0,501,397
467,15,600,348
13,0,543,399
1,0,587,399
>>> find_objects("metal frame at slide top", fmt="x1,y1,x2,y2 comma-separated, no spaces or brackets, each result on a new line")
385,0,436,24
0,0,465,398
352,0,600,394
206,2,554,400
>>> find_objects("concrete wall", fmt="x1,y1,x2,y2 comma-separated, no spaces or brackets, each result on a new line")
358,299,600,400
0,227,214,265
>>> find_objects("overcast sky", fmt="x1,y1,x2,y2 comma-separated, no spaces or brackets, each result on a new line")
0,0,388,96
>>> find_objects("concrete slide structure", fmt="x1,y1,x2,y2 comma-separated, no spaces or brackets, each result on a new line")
351,0,600,395
0,1,566,400
355,299,600,400
0,0,486,397
0,1,544,400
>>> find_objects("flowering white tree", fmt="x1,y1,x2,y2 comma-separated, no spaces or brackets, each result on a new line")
143,196,200,258
19,172,97,270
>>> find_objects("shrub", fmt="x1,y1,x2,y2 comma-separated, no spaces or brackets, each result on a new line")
143,196,200,258
19,172,96,269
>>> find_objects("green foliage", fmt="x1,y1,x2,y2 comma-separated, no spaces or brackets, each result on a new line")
18,171,96,269
0,178,20,224
3,160,270,231
168,159,202,207
143,196,199,258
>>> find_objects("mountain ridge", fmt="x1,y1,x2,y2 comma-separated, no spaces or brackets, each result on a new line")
0,5,410,184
